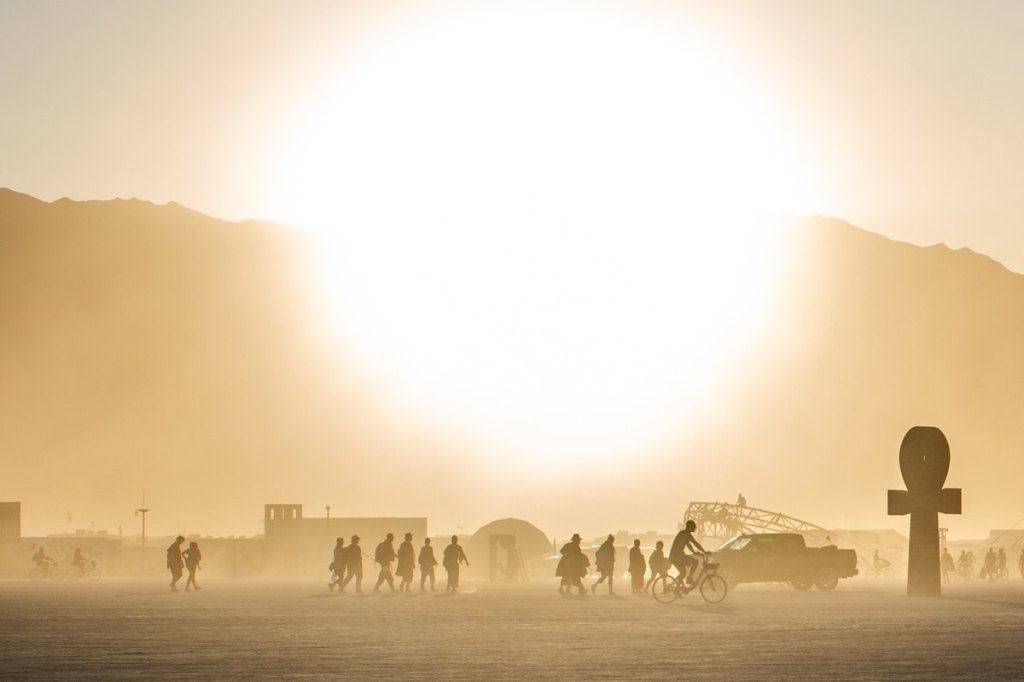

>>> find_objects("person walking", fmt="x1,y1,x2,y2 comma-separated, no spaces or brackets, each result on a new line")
419,538,438,592
556,534,589,595
645,540,669,592
340,535,363,593
166,536,186,592
591,534,616,594
442,535,469,593
628,539,646,595
373,533,397,593
183,541,202,591
328,537,346,592
396,532,416,593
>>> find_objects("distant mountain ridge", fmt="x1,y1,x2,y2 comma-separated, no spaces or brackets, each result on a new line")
1,188,1021,537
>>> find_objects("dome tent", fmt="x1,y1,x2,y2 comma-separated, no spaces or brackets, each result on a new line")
464,518,552,581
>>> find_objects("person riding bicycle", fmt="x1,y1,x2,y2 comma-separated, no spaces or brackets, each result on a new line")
72,547,88,572
33,546,54,574
669,520,708,586
872,550,891,574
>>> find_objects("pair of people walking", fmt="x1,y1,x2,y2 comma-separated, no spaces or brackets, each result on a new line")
166,536,202,591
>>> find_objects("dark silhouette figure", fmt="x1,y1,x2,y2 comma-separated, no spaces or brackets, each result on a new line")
982,548,998,582
183,541,202,591
887,426,962,597
442,535,469,592
670,520,707,586
328,537,346,592
941,547,954,583
628,539,646,594
72,547,87,572
956,550,971,581
997,548,1007,577
419,538,438,592
340,535,363,593
556,534,588,595
167,536,186,591
737,493,747,507
645,540,669,591
32,546,53,574
592,535,616,594
396,532,416,592
374,533,397,593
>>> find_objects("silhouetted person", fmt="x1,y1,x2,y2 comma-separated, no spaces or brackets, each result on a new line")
872,550,891,575
592,535,616,594
941,547,954,583
328,537,346,592
72,547,87,572
397,532,416,592
997,548,1007,577
556,534,588,595
628,539,646,595
982,548,997,582
670,520,707,586
443,535,469,592
1018,549,1024,580
956,550,970,581
419,538,438,592
340,535,363,593
966,550,977,578
374,533,397,593
32,546,53,574
167,536,186,591
645,540,669,591
183,541,202,591
736,493,746,507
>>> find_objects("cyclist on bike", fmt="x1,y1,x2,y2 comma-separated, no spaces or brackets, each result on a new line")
72,547,88,573
872,550,891,575
32,546,54,574
669,520,708,586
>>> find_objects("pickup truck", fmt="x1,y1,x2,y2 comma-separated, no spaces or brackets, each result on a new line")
712,533,858,591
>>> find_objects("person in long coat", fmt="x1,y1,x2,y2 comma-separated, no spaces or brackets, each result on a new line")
396,532,416,592
591,534,616,595
556,533,588,596
628,539,646,595
419,538,438,592
442,535,469,593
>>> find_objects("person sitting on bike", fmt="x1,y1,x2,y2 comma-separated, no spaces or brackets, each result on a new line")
33,546,54,574
872,550,891,574
669,520,708,586
72,547,88,572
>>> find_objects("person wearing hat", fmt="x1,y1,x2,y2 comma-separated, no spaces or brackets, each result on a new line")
340,535,363,593
556,533,588,596
166,536,186,591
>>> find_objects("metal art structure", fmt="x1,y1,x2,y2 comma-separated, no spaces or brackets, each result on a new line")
684,501,844,547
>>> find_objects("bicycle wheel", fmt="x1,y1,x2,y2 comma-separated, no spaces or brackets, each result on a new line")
29,567,44,582
699,574,728,604
651,575,680,604
49,567,64,581
87,568,101,582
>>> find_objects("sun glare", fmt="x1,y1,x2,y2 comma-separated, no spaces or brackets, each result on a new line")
266,4,812,469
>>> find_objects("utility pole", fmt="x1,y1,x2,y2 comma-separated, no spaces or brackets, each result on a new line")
135,493,150,564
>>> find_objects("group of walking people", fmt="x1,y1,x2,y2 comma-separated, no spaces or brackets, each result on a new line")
328,533,469,594
555,521,708,596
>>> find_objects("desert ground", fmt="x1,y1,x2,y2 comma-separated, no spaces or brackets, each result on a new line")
2,577,1022,680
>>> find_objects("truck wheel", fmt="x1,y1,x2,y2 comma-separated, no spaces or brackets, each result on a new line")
791,579,813,591
814,567,839,591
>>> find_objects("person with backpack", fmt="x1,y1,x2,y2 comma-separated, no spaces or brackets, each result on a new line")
373,533,397,593
591,534,616,595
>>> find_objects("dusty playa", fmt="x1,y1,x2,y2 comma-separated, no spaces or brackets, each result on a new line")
2,579,1022,680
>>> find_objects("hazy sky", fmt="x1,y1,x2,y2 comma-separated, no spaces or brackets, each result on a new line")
2,0,1023,272
3,1,1024,539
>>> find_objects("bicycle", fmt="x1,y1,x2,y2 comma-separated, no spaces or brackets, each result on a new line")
29,563,64,581
651,554,728,605
66,560,101,582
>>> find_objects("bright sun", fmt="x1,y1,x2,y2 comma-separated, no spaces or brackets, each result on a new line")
265,4,816,469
